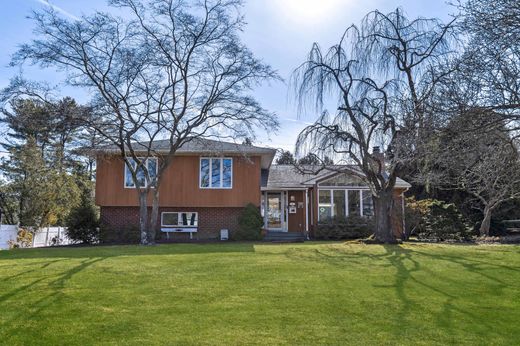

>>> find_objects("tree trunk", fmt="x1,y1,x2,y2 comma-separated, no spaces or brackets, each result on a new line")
149,189,160,244
138,191,149,245
479,205,492,237
373,189,398,243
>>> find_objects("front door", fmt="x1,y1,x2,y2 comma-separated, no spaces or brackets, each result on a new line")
266,192,285,231
287,191,306,233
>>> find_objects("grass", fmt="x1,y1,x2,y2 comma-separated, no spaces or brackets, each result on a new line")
1,242,520,345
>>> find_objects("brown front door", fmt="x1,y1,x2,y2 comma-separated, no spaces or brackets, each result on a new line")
287,191,306,233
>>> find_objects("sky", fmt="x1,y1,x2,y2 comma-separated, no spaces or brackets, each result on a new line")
0,0,454,153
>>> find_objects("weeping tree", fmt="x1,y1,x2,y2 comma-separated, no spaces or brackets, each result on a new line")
13,0,278,245
292,9,454,243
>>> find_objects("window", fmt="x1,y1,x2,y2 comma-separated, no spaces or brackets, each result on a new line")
124,158,157,188
318,190,332,221
362,190,374,217
348,190,361,216
200,158,232,188
318,189,374,222
333,190,346,218
161,212,198,228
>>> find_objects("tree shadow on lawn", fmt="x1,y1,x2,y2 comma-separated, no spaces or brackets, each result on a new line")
0,242,257,261
285,243,516,339
0,257,106,340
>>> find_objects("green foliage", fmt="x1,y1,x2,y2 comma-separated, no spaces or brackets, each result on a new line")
298,153,334,165
0,180,17,225
316,215,374,240
7,228,33,249
276,150,296,165
234,203,263,240
0,96,91,227
65,192,99,244
1,137,82,227
405,197,473,241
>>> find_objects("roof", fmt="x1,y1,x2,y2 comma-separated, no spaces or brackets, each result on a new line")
89,138,276,169
262,165,411,190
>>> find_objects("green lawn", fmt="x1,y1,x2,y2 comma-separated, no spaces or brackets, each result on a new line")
1,242,519,345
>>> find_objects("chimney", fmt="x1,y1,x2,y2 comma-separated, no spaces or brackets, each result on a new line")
372,146,385,166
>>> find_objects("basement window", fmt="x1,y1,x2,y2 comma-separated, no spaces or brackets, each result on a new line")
161,212,198,228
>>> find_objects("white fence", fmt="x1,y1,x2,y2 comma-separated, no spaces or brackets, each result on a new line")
32,227,74,247
0,226,75,249
0,225,18,250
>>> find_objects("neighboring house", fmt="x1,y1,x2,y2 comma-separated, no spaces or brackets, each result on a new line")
92,139,410,242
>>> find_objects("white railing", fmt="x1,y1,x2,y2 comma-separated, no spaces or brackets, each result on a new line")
0,225,18,250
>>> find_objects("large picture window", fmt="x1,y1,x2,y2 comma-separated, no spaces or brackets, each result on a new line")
318,189,374,221
200,158,232,189
124,158,157,188
161,212,198,228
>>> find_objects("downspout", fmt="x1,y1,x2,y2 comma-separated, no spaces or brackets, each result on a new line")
401,187,409,239
305,189,309,240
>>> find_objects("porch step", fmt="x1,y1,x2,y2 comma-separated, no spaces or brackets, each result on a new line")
263,231,305,243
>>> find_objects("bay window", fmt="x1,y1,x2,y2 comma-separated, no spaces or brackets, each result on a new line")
200,158,232,189
318,189,374,222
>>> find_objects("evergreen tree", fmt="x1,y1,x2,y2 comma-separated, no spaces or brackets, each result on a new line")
276,150,296,165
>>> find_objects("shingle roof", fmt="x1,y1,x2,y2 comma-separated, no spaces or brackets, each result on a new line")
94,138,275,155
90,138,276,168
262,165,411,189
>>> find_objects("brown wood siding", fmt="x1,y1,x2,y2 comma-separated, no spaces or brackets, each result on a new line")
95,155,261,207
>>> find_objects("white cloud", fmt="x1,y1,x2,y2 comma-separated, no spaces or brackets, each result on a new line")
34,0,80,21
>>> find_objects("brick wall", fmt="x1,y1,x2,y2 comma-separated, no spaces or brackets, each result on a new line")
100,206,243,243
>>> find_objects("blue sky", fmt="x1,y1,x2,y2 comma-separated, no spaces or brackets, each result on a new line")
0,0,453,152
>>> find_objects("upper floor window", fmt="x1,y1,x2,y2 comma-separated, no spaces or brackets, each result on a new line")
200,157,232,189
124,158,157,188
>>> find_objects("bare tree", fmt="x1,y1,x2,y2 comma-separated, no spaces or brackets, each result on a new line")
429,110,520,236
292,9,454,243
445,0,520,124
13,0,279,244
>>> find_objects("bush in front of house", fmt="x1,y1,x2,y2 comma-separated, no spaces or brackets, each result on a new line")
315,215,374,240
65,194,100,244
405,197,472,242
99,226,140,244
234,203,263,241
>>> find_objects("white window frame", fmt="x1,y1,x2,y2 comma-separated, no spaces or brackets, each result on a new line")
318,188,374,221
199,157,233,189
124,157,158,189
161,212,198,228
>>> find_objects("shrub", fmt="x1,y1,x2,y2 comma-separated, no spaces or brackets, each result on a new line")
405,197,472,241
315,215,374,240
234,203,263,240
65,194,99,244
8,228,33,249
99,226,140,244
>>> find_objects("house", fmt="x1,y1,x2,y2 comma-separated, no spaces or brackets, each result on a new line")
92,139,410,242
